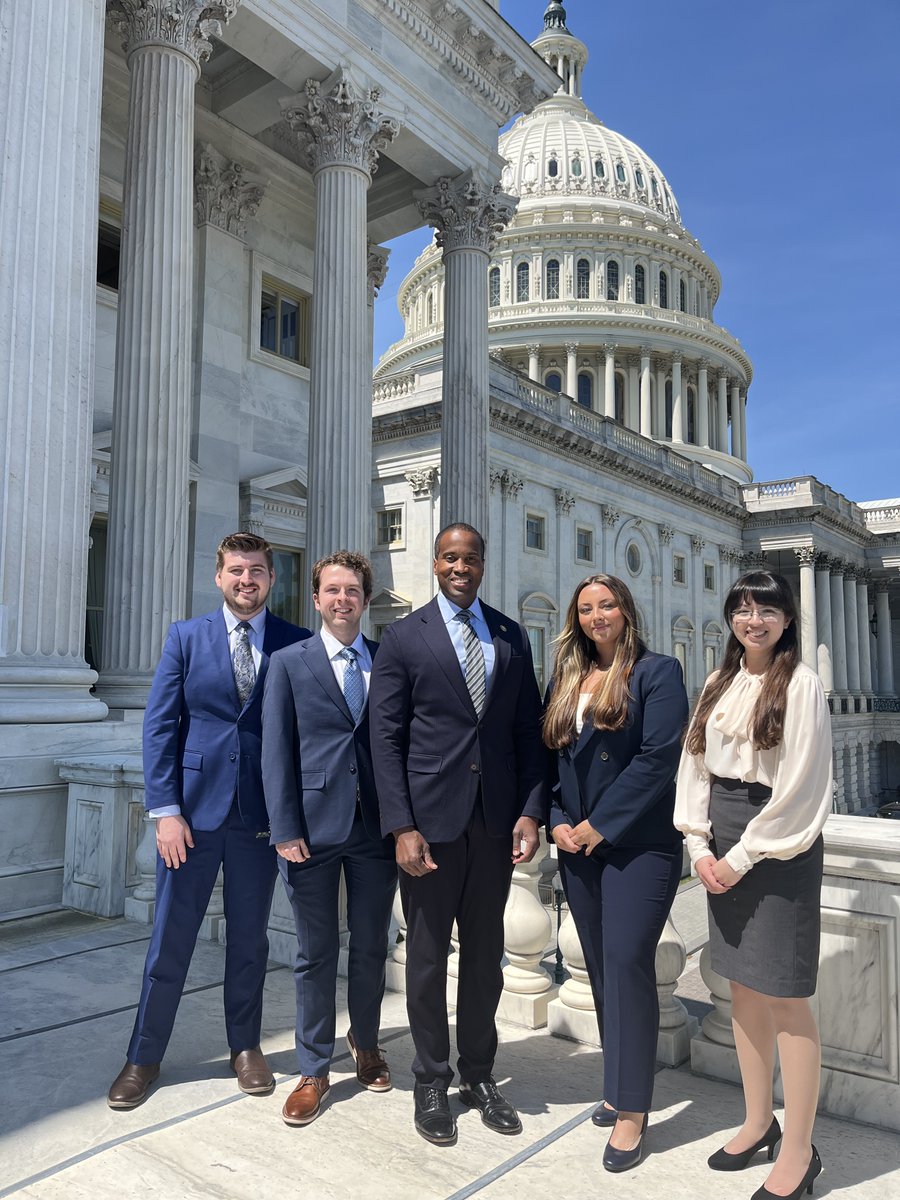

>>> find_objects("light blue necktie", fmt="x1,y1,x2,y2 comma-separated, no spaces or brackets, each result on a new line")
340,646,365,722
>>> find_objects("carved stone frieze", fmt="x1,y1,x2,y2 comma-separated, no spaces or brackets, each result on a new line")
281,68,399,179
416,169,516,255
194,144,264,237
107,0,238,65
405,466,438,498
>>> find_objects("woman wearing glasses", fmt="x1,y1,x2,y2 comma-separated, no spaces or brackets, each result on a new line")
675,570,832,1200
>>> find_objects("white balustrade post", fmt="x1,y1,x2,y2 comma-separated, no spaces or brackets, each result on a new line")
688,944,741,1086
655,914,698,1066
498,838,556,1028
546,910,600,1045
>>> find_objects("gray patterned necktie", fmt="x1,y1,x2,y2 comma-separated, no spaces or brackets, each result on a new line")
340,646,365,722
232,621,256,705
455,609,486,715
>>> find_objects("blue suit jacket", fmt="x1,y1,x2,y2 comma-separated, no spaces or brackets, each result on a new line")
142,609,311,834
369,596,547,842
261,633,385,848
549,649,688,849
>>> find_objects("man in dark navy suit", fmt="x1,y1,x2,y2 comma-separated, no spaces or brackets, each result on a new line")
107,533,310,1110
369,523,546,1144
262,551,396,1127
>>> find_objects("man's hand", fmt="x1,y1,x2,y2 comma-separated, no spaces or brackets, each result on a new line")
277,838,311,863
512,815,540,864
696,854,729,894
570,818,603,854
395,829,437,877
156,815,194,869
550,823,581,854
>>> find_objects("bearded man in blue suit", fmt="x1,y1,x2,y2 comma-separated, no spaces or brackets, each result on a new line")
107,533,310,1110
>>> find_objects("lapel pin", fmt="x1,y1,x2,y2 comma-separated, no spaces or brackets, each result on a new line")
500,624,507,632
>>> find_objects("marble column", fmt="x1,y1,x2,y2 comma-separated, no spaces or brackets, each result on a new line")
697,360,710,448
639,349,652,437
830,565,849,692
875,581,895,695
655,360,667,436
626,356,639,429
844,569,861,693
565,342,578,400
730,382,742,459
815,556,834,693
691,536,706,691
527,343,541,384
671,357,684,443
99,1,239,707
857,573,873,694
739,391,748,461
794,548,818,672
601,506,620,574
717,372,729,453
603,345,616,419
284,68,399,604
418,170,516,537
0,0,107,721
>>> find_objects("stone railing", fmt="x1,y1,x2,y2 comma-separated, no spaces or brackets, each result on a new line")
373,373,417,404
862,505,900,532
744,476,865,525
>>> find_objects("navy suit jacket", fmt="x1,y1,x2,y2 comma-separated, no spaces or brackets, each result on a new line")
549,649,688,849
141,609,311,834
261,633,384,848
369,596,546,843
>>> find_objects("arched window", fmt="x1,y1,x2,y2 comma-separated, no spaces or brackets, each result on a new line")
606,260,619,301
426,293,434,325
651,175,659,198
635,168,645,188
665,380,673,438
659,269,669,309
516,261,530,303
615,162,626,183
614,374,625,424
488,266,500,308
594,157,605,178
548,157,559,178
571,157,582,177
545,258,560,300
576,258,590,299
634,264,646,304
545,371,562,392
577,372,593,409
680,278,687,312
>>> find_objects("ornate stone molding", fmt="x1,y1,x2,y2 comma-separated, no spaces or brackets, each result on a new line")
107,0,237,65
659,524,675,545
874,578,893,594
601,504,620,529
281,67,400,179
564,341,579,356
367,243,391,304
844,565,860,583
416,169,516,255
554,489,576,515
405,466,438,498
503,471,524,499
719,545,742,564
194,144,264,237
602,343,617,358
690,535,705,555
742,551,768,570
793,546,818,567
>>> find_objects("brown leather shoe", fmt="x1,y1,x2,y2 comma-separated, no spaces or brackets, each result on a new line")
107,1061,160,1110
230,1046,275,1095
347,1030,392,1092
282,1075,330,1126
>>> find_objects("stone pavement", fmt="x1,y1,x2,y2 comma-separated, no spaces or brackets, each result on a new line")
0,903,895,1200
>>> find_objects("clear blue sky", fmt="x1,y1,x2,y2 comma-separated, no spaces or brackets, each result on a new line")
372,0,900,502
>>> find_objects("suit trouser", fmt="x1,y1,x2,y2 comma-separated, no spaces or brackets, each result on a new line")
400,804,514,1088
127,803,278,1065
280,808,397,1076
558,841,681,1113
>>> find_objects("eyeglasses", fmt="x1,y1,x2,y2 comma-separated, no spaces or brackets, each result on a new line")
732,607,784,624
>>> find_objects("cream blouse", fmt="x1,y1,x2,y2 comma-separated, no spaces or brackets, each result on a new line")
674,662,833,875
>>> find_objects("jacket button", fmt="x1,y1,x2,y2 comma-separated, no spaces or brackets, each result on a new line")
470,762,480,773
229,753,236,761
349,765,357,774
600,751,609,761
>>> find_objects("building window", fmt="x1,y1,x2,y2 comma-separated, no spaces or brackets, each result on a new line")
704,562,716,591
680,278,687,312
571,156,583,177
269,548,305,625
614,374,625,424
260,276,309,365
634,264,646,304
687,386,696,443
526,625,546,692
85,521,107,671
426,292,434,325
516,261,530,303
376,507,403,546
489,266,500,308
635,168,645,188
651,175,660,198
673,553,687,585
665,379,673,437
546,258,560,300
626,542,642,576
577,372,593,409
545,370,562,392
674,640,687,684
548,157,559,178
615,162,627,183
525,513,546,551
606,260,619,301
576,257,590,299
594,157,605,178
576,527,594,563
97,222,121,290
705,644,716,675
659,269,669,309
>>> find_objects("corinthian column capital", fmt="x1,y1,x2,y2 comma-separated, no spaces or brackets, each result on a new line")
107,0,238,66
416,169,517,255
194,144,264,237
367,243,391,304
281,67,400,179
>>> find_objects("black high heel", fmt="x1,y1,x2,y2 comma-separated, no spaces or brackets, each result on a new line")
708,1116,782,1171
602,1112,648,1173
591,1101,618,1128
751,1146,822,1200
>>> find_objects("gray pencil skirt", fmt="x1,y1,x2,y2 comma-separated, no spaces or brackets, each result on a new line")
707,776,823,998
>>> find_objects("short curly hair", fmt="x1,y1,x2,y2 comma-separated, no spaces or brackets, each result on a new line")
312,551,374,599
216,532,273,572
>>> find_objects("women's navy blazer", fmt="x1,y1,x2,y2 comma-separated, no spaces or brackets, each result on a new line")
549,649,688,849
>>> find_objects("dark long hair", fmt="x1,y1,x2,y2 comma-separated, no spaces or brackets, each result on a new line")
543,574,645,748
685,570,799,754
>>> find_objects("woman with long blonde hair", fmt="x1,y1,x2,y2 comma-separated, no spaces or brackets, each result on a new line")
543,574,688,1173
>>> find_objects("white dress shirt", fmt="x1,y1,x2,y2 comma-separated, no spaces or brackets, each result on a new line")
319,626,372,698
436,591,495,685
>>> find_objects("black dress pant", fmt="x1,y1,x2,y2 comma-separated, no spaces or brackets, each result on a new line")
400,804,514,1088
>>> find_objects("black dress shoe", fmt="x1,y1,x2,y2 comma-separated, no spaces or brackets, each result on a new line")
602,1113,648,1173
458,1076,522,1135
591,1101,618,1127
414,1083,457,1145
751,1146,823,1200
708,1116,782,1171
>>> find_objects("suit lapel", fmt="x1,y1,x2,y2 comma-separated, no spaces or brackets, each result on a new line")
303,634,354,723
481,603,510,713
418,598,476,716
206,611,242,712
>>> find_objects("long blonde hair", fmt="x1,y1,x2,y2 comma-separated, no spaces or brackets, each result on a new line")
542,574,645,749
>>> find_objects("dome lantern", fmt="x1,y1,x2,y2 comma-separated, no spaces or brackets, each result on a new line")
534,2,588,102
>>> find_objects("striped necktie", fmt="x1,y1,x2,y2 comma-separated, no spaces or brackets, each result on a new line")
340,646,365,722
232,621,256,705
455,609,486,715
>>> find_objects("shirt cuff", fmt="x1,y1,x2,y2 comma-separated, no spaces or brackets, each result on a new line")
685,833,712,867
724,841,755,875
148,805,182,819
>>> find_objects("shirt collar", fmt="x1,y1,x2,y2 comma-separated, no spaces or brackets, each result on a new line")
436,591,485,626
320,626,366,661
222,604,267,638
